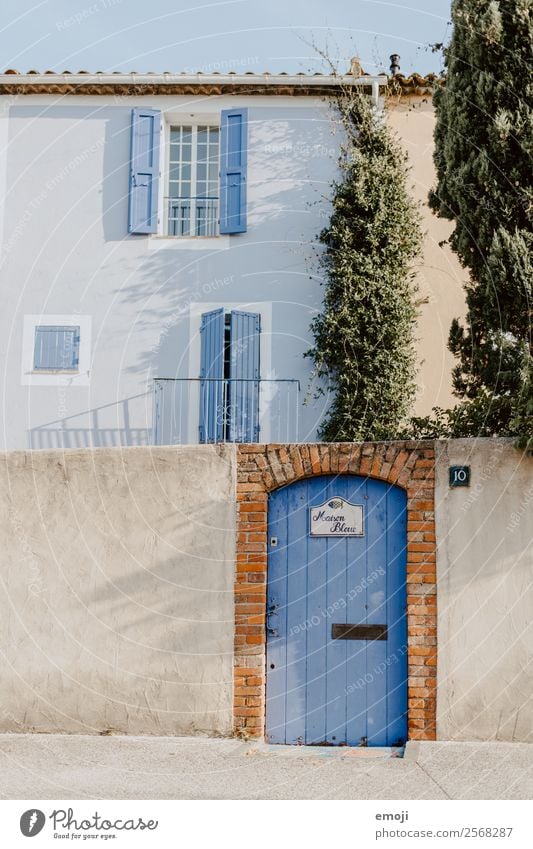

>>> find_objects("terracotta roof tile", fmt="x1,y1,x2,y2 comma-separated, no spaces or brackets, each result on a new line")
0,67,380,77
389,72,439,95
0,68,438,97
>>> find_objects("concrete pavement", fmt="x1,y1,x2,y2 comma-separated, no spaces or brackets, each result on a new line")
0,735,530,800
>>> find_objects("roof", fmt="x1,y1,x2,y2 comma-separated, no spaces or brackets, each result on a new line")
388,72,439,96
0,69,436,97
0,70,384,97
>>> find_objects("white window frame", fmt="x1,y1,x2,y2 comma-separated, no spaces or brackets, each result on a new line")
22,315,92,386
162,116,221,239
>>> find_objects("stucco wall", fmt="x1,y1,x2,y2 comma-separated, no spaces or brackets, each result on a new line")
0,92,468,450
1,438,529,741
388,98,468,416
435,439,533,742
0,445,236,735
0,95,335,450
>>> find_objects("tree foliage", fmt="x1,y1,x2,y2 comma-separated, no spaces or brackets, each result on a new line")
425,0,533,450
306,88,422,441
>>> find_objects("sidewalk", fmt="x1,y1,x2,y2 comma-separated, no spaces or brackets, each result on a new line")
0,735,530,800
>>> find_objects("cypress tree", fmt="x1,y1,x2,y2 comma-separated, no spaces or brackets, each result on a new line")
428,0,532,449
306,89,422,441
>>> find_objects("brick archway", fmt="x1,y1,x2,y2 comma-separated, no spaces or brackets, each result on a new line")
235,442,437,741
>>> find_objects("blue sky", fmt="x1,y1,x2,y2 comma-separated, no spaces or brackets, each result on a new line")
2,0,451,77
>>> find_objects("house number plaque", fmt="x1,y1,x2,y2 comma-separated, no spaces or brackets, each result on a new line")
309,497,364,537
449,465,470,487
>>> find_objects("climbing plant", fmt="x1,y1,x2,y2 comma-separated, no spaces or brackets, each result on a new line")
306,86,422,441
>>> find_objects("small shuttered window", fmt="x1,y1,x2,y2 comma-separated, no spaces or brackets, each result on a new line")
33,326,80,371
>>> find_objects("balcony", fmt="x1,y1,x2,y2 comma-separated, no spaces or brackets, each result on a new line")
153,378,300,445
166,197,219,237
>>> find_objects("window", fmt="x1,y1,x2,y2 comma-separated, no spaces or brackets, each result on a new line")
22,315,91,386
199,309,260,443
128,108,247,236
33,325,80,371
167,125,220,237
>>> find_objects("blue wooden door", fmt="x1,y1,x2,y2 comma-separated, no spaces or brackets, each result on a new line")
266,475,407,746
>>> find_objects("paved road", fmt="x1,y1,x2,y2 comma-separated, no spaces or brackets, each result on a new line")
0,735,530,799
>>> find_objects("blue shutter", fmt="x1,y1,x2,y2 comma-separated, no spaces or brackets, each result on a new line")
199,309,225,443
128,108,161,234
229,311,260,442
219,109,248,234
33,326,80,371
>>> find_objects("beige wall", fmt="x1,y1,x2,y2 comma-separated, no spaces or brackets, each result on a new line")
0,446,236,736
388,98,468,416
1,440,531,742
435,439,533,742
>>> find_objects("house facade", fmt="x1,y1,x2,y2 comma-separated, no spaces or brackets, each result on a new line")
0,68,465,451
2,71,528,753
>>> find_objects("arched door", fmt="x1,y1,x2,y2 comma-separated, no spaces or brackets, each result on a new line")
266,475,407,746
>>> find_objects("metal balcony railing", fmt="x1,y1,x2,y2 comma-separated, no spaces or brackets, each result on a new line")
166,196,219,237
152,378,300,445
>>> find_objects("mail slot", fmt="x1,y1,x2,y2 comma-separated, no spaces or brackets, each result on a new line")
332,623,388,641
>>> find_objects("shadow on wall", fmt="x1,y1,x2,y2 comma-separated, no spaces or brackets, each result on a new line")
29,393,153,449
6,105,150,450
118,107,335,379
4,104,130,245
15,106,334,447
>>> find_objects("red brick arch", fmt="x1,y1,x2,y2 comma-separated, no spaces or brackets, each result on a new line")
235,442,437,741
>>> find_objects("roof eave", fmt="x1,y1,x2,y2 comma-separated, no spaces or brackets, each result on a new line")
0,71,389,95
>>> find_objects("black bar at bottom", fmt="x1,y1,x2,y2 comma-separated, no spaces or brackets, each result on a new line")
332,623,388,641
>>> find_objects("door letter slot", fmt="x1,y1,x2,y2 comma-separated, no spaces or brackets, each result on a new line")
332,623,388,641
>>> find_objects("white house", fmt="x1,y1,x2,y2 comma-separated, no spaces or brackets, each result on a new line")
0,67,463,450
